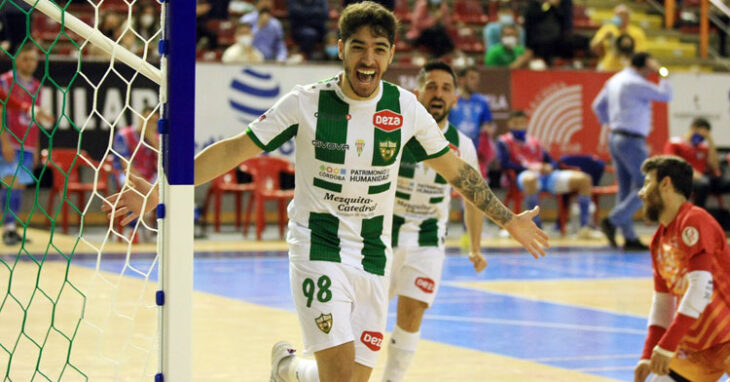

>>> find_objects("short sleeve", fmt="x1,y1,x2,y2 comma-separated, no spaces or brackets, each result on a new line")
678,211,718,271
406,102,449,161
246,89,300,152
480,97,493,124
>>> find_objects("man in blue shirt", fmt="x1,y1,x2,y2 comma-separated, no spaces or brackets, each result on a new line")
448,66,494,170
240,0,288,62
592,52,673,251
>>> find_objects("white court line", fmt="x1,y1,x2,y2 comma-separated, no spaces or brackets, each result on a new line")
529,354,641,362
444,281,649,319
575,365,636,372
419,314,646,335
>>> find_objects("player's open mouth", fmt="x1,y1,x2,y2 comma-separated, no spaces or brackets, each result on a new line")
356,68,376,84
429,101,444,111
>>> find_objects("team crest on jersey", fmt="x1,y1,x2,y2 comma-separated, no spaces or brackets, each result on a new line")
682,226,699,246
373,110,403,132
356,139,365,156
379,140,397,161
315,313,333,334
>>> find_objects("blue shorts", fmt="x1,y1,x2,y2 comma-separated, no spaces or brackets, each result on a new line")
0,149,35,185
517,170,572,194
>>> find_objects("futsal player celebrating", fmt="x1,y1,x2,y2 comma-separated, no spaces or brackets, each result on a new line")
105,2,548,381
382,61,487,382
634,155,730,382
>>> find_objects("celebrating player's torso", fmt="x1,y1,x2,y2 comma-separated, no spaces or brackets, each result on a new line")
247,75,449,276
393,124,478,248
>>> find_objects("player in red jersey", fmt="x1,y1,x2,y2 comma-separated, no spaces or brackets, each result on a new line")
634,155,730,382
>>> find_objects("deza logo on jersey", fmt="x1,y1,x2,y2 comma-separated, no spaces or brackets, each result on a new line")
373,110,403,132
415,277,435,293
360,331,383,351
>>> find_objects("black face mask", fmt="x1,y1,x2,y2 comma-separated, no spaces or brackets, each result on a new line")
259,6,271,13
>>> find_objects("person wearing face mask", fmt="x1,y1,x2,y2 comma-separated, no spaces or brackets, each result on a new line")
288,0,329,60
222,21,264,64
239,0,288,62
590,3,646,72
485,24,532,68
482,6,525,50
497,110,602,238
592,52,673,251
322,31,340,61
663,118,730,209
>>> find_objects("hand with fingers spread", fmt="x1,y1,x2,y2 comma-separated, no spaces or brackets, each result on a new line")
102,175,158,226
469,251,487,273
503,206,549,259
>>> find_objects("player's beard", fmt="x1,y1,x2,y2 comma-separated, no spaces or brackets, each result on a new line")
642,186,664,222
428,98,451,124
344,63,381,99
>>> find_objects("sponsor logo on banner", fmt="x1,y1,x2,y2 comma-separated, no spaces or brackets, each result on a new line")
356,139,365,156
379,140,397,161
373,110,403,132
360,331,383,351
682,226,699,246
415,277,435,293
527,83,584,152
315,313,333,334
229,68,281,122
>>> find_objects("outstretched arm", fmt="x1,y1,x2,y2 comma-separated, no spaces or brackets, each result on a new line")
463,201,487,272
424,150,549,258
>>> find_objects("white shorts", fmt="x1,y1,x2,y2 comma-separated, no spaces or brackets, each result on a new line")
289,259,388,368
389,245,445,307
517,169,573,194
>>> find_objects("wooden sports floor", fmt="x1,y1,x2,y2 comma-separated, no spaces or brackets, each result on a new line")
1,225,725,381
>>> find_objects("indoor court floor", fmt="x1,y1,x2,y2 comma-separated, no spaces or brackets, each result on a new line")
0,225,705,381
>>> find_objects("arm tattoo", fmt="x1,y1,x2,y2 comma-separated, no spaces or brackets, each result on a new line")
450,162,514,226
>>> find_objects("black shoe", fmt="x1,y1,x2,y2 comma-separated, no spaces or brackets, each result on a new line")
600,218,617,248
623,239,649,251
3,230,19,245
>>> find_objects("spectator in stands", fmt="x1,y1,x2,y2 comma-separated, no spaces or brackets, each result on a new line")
90,11,139,57
222,21,264,64
498,110,601,238
322,31,340,61
483,5,525,51
664,118,730,209
112,106,159,184
448,66,495,176
288,0,329,60
590,4,646,72
524,0,588,66
406,0,455,58
0,13,9,52
342,0,394,11
240,0,287,62
592,52,673,250
197,0,219,50
485,24,532,68
134,1,160,59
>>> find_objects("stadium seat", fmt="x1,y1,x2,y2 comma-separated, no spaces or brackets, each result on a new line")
201,168,255,233
241,156,294,240
559,154,617,224
43,148,112,234
503,169,569,235
453,0,488,25
394,0,411,23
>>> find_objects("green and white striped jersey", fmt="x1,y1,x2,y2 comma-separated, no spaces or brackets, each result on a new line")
246,74,450,276
392,124,479,249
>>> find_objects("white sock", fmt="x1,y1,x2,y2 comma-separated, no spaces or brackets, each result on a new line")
280,356,319,382
382,325,421,382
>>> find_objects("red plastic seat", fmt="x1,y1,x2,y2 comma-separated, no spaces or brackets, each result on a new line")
454,0,488,25
43,148,112,234
394,0,412,22
201,168,255,232
241,156,295,240
502,169,569,235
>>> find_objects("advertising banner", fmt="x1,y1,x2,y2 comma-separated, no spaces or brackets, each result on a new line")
510,69,669,161
668,72,730,147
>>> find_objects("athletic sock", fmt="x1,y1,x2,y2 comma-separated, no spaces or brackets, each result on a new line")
280,356,319,382
525,194,541,227
0,189,10,226
382,325,421,382
578,195,591,227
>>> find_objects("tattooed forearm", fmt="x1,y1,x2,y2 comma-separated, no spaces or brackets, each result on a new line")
450,162,514,226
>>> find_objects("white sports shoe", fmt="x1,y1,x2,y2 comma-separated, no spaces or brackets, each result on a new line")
577,226,604,240
270,341,296,382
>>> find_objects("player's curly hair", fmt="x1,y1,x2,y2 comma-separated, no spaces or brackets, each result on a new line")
641,155,693,199
339,1,398,46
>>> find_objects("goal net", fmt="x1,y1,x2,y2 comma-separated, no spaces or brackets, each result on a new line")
0,0,191,379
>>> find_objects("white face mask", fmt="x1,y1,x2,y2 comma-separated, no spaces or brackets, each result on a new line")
140,14,155,28
237,35,253,46
502,36,518,48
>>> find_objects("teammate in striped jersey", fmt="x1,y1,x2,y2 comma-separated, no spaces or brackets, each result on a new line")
381,61,487,382
105,2,548,381
635,155,730,382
